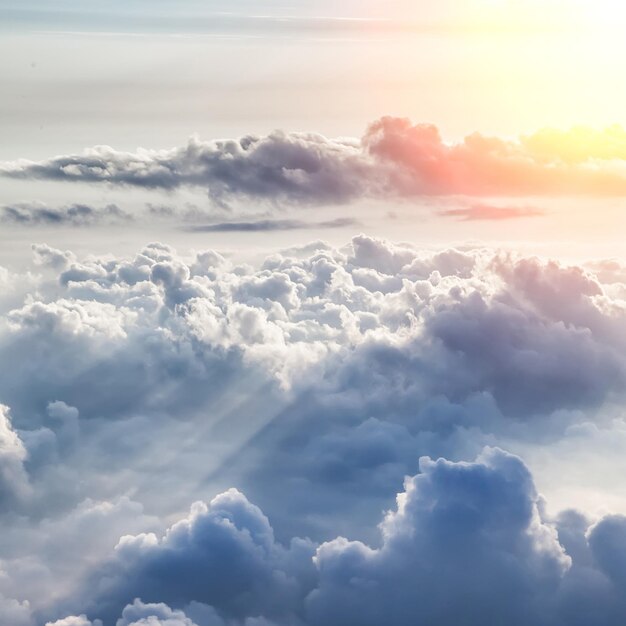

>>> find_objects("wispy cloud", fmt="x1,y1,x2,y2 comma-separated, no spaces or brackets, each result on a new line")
440,204,544,221
0,202,131,226
188,217,359,232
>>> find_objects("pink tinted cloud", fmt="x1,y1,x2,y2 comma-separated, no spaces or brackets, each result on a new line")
440,204,544,221
364,117,626,197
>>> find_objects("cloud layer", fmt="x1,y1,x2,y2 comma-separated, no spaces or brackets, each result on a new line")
6,119,626,206
0,236,623,624
43,450,626,626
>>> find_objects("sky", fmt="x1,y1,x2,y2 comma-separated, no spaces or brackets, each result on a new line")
1,2,626,625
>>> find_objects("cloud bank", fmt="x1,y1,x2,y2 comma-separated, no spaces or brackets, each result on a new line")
0,237,623,624
44,450,626,626
5,118,626,206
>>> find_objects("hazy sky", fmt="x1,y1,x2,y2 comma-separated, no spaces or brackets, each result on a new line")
2,3,626,626
2,0,626,259
3,0,626,158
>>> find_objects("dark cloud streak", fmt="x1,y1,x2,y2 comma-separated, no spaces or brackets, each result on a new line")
187,217,359,232
1,203,131,227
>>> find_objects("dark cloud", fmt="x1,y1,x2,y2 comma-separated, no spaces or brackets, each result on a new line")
75,489,315,625
45,450,626,626
0,133,371,207
1,203,131,227
187,217,359,233
306,448,569,626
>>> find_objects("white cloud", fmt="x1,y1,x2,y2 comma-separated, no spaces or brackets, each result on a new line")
0,237,623,624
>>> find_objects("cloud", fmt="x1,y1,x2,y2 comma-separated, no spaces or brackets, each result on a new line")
0,593,34,626
46,617,99,626
79,489,315,624
0,404,31,508
44,448,626,626
0,237,623,624
0,133,371,207
440,203,544,221
306,448,570,626
0,238,623,519
364,117,626,197
1,203,131,227
6,119,626,205
187,218,359,233
115,599,200,626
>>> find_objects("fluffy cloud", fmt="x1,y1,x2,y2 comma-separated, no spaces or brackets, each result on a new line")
307,448,570,626
46,617,99,626
0,237,624,625
79,489,315,624
0,404,31,508
0,237,623,525
0,133,371,207
43,449,626,626
5,119,626,205
116,600,199,626
364,117,626,197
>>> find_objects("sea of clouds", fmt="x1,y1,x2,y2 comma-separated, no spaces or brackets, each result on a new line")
0,233,624,625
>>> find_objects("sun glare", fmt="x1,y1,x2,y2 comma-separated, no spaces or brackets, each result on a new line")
475,0,626,32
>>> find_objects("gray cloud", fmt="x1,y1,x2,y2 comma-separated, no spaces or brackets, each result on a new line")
44,449,626,626
0,238,623,624
77,489,315,625
1,203,131,227
6,119,626,206
187,218,359,233
0,133,371,208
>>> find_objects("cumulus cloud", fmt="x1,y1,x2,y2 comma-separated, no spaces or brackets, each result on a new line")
1,237,623,433
43,449,626,626
46,617,100,626
0,237,623,525
0,237,624,625
307,448,570,626
5,119,626,205
115,599,199,626
79,489,315,624
0,404,31,507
